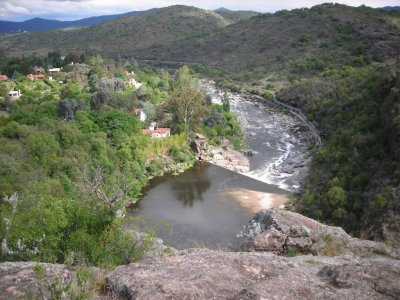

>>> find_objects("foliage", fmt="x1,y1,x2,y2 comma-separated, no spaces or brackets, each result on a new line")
283,64,400,236
202,103,247,151
167,66,209,134
57,98,86,120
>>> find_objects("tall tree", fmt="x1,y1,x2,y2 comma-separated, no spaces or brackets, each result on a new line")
168,66,208,135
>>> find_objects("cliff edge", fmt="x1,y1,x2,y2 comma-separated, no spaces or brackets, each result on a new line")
1,209,399,299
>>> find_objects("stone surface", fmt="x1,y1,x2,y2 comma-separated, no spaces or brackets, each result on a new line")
107,248,400,300
240,209,400,258
0,262,75,299
2,209,400,299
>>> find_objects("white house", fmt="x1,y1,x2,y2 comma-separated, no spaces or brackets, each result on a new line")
49,68,61,73
8,90,22,101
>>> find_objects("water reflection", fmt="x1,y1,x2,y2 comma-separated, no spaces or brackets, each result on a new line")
169,163,211,206
130,163,290,249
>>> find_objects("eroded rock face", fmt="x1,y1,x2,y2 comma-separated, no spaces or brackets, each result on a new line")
107,248,400,300
0,262,75,299
241,209,399,258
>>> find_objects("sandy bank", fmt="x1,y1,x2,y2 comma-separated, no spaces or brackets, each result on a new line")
225,188,288,213
202,139,250,174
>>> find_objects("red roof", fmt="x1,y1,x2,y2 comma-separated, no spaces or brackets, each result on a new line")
0,75,8,81
143,128,171,135
28,74,45,80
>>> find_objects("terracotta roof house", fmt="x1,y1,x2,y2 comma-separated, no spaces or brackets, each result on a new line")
143,128,171,139
28,74,45,80
0,74,8,81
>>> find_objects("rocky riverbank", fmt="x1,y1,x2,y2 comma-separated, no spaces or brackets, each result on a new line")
2,209,399,299
199,79,315,192
201,138,250,174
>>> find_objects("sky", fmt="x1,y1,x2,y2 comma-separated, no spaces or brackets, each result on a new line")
1,0,399,22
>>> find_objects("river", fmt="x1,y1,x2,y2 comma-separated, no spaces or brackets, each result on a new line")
130,81,313,249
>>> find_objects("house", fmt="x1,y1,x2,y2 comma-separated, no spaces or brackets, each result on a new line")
0,74,8,81
33,66,45,74
8,90,22,100
143,123,171,139
48,68,61,73
134,109,147,122
28,74,45,80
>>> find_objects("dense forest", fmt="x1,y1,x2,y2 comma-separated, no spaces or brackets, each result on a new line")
0,54,245,266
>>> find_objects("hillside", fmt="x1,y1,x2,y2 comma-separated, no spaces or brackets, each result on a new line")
214,8,259,24
142,4,400,78
0,10,155,34
1,3,400,247
0,6,233,57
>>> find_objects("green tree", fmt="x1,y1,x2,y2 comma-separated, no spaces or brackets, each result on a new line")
168,66,208,134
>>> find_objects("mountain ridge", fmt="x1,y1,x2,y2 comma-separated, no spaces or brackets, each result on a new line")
0,9,156,33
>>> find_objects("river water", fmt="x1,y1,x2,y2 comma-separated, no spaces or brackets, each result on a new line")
130,81,312,249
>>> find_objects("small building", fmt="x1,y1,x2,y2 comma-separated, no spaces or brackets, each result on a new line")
143,125,171,139
48,68,61,73
134,109,147,122
33,66,45,74
0,74,8,81
8,90,22,100
28,74,45,80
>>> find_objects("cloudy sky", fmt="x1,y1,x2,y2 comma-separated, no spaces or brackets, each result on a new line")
1,0,399,21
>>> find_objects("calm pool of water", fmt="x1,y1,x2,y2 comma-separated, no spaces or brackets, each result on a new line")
130,163,289,249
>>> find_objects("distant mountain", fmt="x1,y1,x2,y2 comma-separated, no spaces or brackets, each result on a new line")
383,6,400,11
214,7,232,12
0,10,156,33
1,3,398,66
0,5,232,57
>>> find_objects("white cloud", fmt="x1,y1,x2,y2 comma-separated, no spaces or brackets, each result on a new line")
1,0,399,21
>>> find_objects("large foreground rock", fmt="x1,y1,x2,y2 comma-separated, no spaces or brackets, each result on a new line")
2,209,400,299
108,248,400,299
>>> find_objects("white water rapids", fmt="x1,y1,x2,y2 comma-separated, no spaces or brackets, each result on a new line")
200,80,313,192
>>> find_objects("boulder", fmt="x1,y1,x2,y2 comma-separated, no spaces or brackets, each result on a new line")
240,209,399,258
190,139,202,154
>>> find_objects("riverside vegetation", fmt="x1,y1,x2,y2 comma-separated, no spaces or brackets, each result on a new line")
0,54,245,267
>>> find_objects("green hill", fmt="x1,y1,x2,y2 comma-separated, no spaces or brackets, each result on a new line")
143,4,400,80
1,3,400,245
0,5,231,57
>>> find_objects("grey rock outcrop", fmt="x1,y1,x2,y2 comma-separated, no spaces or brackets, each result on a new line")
108,248,400,300
241,209,399,258
0,262,76,299
2,209,400,299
